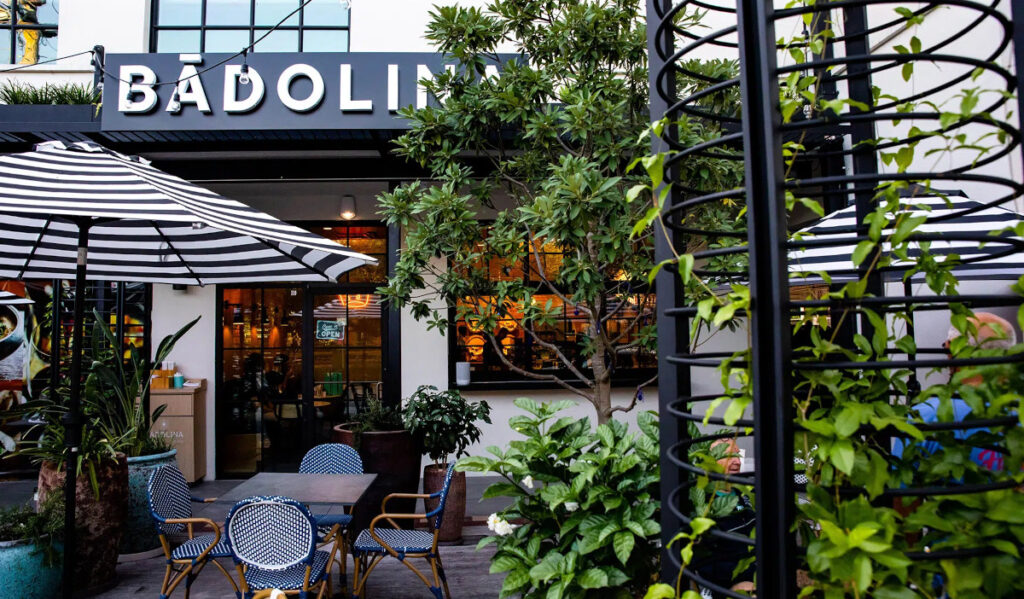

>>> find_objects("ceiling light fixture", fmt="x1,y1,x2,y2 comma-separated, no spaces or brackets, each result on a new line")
339,194,357,220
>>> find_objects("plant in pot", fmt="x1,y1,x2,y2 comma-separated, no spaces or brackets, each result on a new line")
332,398,420,529
403,385,491,543
0,490,65,598
0,491,64,599
11,392,127,594
84,309,200,555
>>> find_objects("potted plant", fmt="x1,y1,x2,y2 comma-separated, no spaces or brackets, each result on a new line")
15,397,127,594
0,491,64,599
403,385,491,542
333,398,420,527
85,309,199,555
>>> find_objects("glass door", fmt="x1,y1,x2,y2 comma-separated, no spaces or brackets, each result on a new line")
219,286,305,476
308,292,385,445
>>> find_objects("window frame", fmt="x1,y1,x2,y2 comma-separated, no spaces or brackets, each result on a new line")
149,0,351,54
1,0,58,66
445,234,657,391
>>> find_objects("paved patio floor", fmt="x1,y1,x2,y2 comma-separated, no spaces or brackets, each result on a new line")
94,543,501,598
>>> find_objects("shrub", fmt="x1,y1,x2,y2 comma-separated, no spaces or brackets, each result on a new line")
0,81,98,105
459,398,661,599
403,385,491,467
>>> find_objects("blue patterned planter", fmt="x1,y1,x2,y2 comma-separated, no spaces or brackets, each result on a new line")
120,449,178,555
0,538,61,599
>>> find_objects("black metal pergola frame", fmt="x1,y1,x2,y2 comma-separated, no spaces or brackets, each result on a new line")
648,0,1024,595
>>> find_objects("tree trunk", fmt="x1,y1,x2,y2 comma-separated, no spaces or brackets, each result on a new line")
590,348,613,424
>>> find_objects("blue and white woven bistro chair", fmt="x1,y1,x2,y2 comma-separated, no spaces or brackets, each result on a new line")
298,443,363,586
225,495,336,599
147,463,239,599
351,463,457,599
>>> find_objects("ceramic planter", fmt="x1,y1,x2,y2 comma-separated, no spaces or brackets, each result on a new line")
332,425,420,532
37,454,128,595
0,538,62,599
423,464,466,543
120,449,178,555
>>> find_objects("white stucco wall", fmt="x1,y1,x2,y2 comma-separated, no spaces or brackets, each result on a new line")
150,284,218,479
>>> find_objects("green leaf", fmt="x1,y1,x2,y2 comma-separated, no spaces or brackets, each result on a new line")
613,531,635,565
830,439,855,475
578,568,609,589
490,553,522,574
851,240,876,266
643,583,676,599
502,568,531,593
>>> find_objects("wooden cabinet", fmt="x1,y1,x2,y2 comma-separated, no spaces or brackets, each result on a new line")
150,381,207,483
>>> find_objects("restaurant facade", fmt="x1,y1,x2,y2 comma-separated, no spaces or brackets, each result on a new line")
0,0,657,479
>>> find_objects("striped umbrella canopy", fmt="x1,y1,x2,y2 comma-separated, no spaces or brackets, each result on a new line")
0,140,376,598
0,290,33,305
788,193,1024,281
0,141,374,284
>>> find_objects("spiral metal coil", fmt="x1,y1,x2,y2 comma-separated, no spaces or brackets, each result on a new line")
648,0,1024,595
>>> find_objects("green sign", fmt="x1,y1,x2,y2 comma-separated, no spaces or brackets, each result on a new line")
316,319,346,341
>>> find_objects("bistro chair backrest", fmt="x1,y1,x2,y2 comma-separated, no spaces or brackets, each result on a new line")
299,443,363,475
426,463,457,531
147,464,192,535
226,495,316,570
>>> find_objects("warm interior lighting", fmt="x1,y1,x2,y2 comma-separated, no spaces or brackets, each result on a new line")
339,194,357,220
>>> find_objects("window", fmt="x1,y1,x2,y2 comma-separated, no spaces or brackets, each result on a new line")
151,0,349,54
0,0,59,65
451,240,657,387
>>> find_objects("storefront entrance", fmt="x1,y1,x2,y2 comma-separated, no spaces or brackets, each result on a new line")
215,225,388,476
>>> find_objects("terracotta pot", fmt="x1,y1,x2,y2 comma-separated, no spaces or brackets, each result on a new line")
37,455,128,595
332,425,420,532
423,464,466,543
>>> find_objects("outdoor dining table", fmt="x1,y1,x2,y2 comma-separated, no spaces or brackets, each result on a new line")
211,472,378,518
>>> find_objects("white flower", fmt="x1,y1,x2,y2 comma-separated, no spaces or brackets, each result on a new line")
487,513,517,536
564,501,579,512
521,475,534,489
493,519,517,536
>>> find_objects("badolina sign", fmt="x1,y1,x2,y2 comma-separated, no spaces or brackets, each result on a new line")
101,52,510,131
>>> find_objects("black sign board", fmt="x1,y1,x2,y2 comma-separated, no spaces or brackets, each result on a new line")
101,52,512,131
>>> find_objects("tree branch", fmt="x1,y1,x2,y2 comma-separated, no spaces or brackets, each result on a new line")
609,372,659,415
483,332,593,401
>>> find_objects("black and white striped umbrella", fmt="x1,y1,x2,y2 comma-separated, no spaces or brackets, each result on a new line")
0,141,375,284
789,194,1024,281
0,140,376,596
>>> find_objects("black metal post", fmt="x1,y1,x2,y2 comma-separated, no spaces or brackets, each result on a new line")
91,45,105,106
61,221,91,599
843,5,884,309
646,0,689,581
1012,0,1024,138
736,0,797,596
384,183,402,408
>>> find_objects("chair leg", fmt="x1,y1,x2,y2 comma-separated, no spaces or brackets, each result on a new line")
212,558,241,595
436,554,452,599
160,563,174,599
428,557,444,599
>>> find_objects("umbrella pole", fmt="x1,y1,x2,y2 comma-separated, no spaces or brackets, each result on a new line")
61,223,90,599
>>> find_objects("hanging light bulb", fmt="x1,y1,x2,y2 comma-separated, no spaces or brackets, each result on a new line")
239,50,251,85
339,0,352,8
168,88,181,112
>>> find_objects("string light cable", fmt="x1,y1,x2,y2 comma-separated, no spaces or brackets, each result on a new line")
98,0,342,91
0,49,94,74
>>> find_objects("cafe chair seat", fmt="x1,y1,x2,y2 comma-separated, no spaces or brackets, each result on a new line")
171,533,232,560
351,464,457,599
353,529,434,555
299,443,363,585
226,495,335,599
148,464,239,599
242,549,331,591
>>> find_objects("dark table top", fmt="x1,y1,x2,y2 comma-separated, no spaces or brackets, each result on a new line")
214,472,377,507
